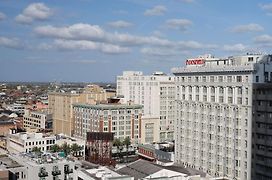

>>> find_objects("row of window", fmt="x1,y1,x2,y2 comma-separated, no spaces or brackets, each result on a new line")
177,75,248,83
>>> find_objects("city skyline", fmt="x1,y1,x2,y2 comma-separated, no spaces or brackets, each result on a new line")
1,0,272,82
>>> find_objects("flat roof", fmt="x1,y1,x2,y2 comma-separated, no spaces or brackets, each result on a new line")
0,155,22,169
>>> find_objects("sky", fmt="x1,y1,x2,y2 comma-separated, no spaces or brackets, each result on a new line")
1,0,272,82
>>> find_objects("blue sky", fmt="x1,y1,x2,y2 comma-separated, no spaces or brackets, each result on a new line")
1,0,272,82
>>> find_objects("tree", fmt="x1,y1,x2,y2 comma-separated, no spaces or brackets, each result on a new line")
61,143,71,157
32,146,41,153
113,138,123,159
51,144,60,153
123,136,131,162
71,143,82,156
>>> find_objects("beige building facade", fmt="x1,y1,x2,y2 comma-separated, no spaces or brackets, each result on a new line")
49,85,115,136
141,116,160,144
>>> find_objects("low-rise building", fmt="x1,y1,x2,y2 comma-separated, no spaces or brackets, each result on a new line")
0,115,15,136
56,134,85,158
6,103,25,116
7,132,56,153
0,153,76,180
23,109,52,131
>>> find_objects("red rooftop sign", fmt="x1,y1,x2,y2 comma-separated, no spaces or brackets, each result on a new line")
186,59,205,65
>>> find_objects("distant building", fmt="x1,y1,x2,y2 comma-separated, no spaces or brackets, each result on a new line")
117,71,175,142
7,132,56,153
49,84,115,137
49,92,82,137
6,103,25,116
73,101,143,144
23,109,52,131
0,115,15,136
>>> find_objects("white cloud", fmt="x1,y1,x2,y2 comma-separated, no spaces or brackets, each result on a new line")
108,20,133,28
254,34,272,46
141,47,179,56
35,24,105,40
0,12,6,21
166,18,192,31
144,5,167,16
15,3,52,24
34,23,173,47
152,30,164,38
0,36,22,49
231,23,264,33
223,43,247,52
34,23,217,55
260,3,272,11
54,39,130,54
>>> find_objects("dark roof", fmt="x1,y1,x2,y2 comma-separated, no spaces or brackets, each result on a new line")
117,159,207,179
1,110,13,115
155,163,206,177
0,115,11,121
116,159,162,179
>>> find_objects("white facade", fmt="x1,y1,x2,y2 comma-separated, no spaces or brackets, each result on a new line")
172,54,272,180
7,153,75,180
7,103,25,115
7,132,56,153
23,109,52,130
117,71,175,141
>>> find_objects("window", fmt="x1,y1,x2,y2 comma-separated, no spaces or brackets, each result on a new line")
248,57,253,62
202,76,206,82
228,97,233,104
219,87,224,94
237,76,242,82
219,96,224,103
219,76,223,82
211,86,215,94
256,76,259,82
228,87,233,95
238,87,242,95
210,76,214,82
227,76,232,82
203,86,207,93
196,86,199,93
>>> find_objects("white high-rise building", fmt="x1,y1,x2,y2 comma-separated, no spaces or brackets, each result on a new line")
172,54,272,180
117,71,175,141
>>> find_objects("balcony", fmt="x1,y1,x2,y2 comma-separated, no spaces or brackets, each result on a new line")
38,168,48,177
64,165,73,174
52,166,61,176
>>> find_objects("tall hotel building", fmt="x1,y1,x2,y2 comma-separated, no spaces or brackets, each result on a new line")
117,71,175,141
172,54,272,180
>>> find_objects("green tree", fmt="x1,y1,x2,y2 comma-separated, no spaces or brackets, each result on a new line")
123,136,131,161
32,146,41,153
50,144,60,153
113,138,123,159
61,143,71,157
71,143,82,156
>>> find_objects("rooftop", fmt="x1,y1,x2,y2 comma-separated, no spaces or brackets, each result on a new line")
0,154,22,169
11,152,74,167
